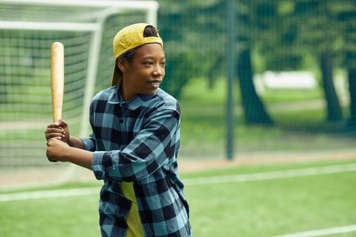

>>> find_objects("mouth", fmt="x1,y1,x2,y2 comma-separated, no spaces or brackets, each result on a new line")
148,80,161,89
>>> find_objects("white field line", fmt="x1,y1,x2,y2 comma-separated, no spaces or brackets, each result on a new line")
0,187,99,202
275,224,356,237
1,163,356,202
183,163,356,186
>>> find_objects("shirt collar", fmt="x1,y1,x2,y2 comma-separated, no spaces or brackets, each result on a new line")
107,84,157,110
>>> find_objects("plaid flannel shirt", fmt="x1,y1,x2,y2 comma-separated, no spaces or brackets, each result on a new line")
81,85,191,237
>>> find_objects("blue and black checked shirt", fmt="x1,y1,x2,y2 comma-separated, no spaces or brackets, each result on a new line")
81,85,192,237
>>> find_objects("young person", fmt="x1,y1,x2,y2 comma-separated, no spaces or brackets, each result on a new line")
45,23,192,237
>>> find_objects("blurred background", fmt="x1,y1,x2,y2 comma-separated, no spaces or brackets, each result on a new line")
0,0,355,187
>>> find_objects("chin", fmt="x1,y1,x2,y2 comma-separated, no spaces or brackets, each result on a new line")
147,87,159,94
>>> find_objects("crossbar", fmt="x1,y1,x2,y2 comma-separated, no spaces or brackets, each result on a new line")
0,0,158,10
0,21,99,31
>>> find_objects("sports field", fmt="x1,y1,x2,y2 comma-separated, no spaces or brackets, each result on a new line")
1,158,356,237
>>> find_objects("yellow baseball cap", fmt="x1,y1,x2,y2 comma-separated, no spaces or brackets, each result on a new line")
112,23,163,86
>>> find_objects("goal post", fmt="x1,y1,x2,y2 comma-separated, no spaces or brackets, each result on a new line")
0,0,159,171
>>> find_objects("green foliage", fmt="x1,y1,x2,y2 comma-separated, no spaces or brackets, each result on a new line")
157,1,228,97
156,0,354,96
160,53,193,98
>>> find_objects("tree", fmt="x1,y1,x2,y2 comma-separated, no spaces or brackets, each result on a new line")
156,0,352,126
237,47,273,124
158,1,225,98
234,0,275,125
293,0,343,122
336,1,356,127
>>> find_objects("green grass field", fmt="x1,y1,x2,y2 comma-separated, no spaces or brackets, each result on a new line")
1,159,356,237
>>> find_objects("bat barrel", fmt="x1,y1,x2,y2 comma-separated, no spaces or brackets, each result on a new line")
51,42,64,123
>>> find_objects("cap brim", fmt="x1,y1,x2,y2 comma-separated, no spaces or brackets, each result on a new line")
112,64,121,86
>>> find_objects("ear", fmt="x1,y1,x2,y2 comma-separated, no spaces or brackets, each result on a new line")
117,58,128,73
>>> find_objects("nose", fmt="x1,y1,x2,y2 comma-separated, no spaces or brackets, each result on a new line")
153,63,164,76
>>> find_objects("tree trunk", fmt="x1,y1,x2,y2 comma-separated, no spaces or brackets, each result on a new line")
236,48,273,125
207,55,223,89
319,52,343,122
346,68,356,127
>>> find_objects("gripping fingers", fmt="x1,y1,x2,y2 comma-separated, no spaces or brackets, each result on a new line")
45,126,65,140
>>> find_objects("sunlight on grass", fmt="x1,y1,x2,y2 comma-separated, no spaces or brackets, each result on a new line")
1,160,356,237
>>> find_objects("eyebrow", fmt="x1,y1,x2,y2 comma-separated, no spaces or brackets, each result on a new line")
141,55,166,60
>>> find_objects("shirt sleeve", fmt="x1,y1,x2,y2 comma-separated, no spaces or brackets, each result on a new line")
81,133,96,152
91,107,180,182
81,98,98,152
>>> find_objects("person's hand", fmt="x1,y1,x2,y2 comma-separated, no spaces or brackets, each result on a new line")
46,138,70,162
44,120,70,144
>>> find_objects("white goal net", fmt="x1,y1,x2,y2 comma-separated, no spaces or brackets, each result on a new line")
0,0,159,171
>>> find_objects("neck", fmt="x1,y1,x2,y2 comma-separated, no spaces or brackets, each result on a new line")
120,81,134,101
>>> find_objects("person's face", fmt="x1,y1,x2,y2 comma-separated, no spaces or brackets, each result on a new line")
119,43,165,100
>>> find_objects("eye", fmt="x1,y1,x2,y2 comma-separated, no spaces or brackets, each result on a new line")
143,61,153,66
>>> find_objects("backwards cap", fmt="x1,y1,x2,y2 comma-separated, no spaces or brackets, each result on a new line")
111,23,163,86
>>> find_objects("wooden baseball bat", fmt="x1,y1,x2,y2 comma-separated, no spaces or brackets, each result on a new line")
51,42,64,123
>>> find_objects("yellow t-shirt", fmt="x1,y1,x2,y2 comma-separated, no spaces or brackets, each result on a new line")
121,181,144,237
